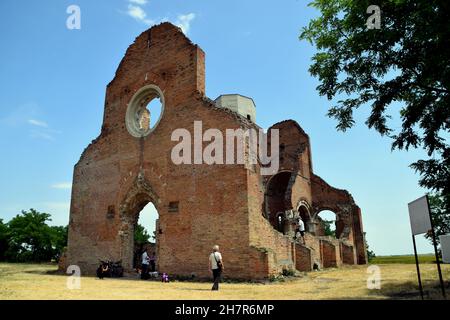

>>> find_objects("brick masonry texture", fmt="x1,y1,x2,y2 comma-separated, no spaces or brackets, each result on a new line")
64,22,367,280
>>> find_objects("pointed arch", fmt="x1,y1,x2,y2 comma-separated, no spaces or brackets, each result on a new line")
118,173,161,270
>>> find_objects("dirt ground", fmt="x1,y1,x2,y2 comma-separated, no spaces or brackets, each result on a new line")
0,263,448,300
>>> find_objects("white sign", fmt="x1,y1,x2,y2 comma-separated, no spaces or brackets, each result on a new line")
440,235,450,264
408,196,432,235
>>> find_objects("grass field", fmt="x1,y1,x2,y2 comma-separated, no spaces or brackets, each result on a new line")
1,261,449,300
370,254,437,264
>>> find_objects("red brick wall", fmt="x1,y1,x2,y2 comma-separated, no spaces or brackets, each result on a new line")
289,173,312,210
320,239,339,268
341,243,356,264
268,120,312,175
295,244,312,272
247,168,295,277
304,233,321,268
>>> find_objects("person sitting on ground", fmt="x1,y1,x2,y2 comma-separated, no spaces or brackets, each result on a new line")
96,261,109,279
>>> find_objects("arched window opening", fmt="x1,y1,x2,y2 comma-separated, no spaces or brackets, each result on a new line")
317,210,337,238
265,171,293,231
134,202,159,272
126,85,164,138
298,205,311,232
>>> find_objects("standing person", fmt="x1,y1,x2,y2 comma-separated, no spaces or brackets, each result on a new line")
149,252,156,272
141,248,150,280
209,245,224,291
295,217,306,244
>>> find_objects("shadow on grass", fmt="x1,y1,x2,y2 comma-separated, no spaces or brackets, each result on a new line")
19,268,67,277
369,280,449,300
177,288,212,291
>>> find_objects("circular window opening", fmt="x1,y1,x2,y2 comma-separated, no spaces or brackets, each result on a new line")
125,85,164,138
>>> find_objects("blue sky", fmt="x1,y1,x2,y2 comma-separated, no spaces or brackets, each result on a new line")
0,0,434,255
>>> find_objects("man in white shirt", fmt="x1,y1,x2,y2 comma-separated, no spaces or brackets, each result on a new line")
141,248,150,280
295,217,306,244
209,245,224,291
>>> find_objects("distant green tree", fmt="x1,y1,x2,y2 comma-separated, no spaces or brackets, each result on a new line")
133,224,152,268
364,232,376,262
5,209,66,262
0,219,9,261
322,219,336,238
425,192,450,247
49,225,68,261
134,224,151,246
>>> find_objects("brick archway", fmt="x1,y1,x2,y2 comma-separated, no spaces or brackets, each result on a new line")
312,207,351,240
314,209,339,238
264,170,294,228
296,200,312,232
118,173,161,271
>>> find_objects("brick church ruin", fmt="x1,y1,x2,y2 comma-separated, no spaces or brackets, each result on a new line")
65,22,367,280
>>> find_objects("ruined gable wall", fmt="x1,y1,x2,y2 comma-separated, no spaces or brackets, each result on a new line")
67,23,260,278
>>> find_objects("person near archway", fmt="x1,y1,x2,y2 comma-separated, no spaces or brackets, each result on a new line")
295,217,306,244
149,252,156,272
141,247,150,280
209,245,224,291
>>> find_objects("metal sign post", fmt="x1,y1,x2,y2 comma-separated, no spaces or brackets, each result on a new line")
412,234,424,300
408,195,447,300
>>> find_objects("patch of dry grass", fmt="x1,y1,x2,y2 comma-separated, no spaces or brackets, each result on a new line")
0,263,448,300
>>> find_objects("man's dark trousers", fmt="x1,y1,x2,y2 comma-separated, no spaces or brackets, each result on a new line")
141,263,149,280
212,268,222,290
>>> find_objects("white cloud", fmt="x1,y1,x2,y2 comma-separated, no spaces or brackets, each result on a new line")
23,114,63,141
30,130,55,141
129,0,148,5
1,103,61,140
127,4,146,20
51,182,72,190
28,118,59,140
0,102,40,127
175,13,196,34
28,119,48,128
122,1,195,34
41,202,71,225
127,4,154,25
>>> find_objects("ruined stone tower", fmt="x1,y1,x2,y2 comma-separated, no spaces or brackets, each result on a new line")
65,22,367,280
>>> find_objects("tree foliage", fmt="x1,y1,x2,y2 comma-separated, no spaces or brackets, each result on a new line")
321,219,336,238
300,0,450,205
364,232,376,262
134,223,151,246
1,209,67,262
426,192,450,247
0,219,9,261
